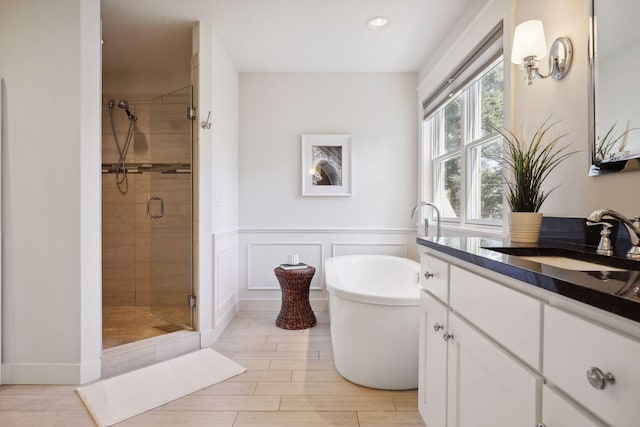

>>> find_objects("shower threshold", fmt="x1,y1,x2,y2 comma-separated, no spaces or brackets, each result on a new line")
101,330,200,378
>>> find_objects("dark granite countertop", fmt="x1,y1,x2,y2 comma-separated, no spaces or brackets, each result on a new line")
417,234,640,323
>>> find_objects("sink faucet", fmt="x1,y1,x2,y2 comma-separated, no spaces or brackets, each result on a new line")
587,209,640,259
410,202,441,238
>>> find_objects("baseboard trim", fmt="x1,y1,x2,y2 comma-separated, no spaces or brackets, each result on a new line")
201,301,239,347
2,360,100,385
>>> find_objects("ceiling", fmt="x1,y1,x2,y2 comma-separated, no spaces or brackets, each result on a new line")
101,0,482,73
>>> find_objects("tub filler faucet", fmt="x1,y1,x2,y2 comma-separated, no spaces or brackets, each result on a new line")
587,209,640,259
411,202,441,238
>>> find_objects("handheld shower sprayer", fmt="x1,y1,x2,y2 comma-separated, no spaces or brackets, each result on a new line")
108,97,138,190
117,99,138,121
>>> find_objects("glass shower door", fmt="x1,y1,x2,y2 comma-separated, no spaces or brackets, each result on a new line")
147,85,194,329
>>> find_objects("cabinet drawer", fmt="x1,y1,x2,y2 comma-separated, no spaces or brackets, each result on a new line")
541,385,604,427
544,305,640,427
420,252,449,303
450,266,542,369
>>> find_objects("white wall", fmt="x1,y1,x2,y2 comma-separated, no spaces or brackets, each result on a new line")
514,0,640,216
79,0,103,383
0,0,102,384
208,28,241,337
240,73,418,229
512,0,592,216
211,33,240,235
238,73,418,307
419,0,640,219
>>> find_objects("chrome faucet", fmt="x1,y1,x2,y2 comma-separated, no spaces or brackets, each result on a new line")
411,202,441,238
587,209,640,259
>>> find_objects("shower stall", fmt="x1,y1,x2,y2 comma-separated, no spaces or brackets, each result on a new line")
101,85,195,349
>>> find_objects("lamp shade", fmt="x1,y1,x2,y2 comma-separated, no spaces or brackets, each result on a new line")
511,20,547,64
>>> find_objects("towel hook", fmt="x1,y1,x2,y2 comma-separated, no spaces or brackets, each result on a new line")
201,111,212,129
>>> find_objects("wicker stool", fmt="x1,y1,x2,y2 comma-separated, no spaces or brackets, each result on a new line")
274,266,317,329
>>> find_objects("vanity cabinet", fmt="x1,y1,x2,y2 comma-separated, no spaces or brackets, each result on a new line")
419,291,540,427
419,248,640,427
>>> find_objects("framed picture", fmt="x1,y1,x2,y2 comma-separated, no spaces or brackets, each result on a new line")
301,134,352,197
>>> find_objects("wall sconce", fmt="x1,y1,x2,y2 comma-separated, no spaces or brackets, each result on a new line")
511,20,573,85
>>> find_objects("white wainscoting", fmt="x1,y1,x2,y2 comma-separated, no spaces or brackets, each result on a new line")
331,242,408,257
217,245,239,310
238,228,417,311
248,242,324,290
212,231,240,337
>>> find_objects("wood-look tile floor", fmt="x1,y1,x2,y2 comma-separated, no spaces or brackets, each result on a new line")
0,311,425,426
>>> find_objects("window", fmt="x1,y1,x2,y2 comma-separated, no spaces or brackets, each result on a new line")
423,55,504,227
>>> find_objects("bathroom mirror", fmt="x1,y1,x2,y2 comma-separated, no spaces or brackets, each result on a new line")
589,0,640,175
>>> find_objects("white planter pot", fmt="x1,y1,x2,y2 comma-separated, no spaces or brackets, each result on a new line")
508,212,543,243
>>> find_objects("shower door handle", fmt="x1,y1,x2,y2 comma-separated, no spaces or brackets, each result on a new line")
146,196,164,219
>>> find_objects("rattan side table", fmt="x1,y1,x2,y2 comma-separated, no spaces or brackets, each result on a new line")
274,266,317,329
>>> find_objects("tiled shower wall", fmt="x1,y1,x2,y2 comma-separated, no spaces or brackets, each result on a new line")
102,92,192,307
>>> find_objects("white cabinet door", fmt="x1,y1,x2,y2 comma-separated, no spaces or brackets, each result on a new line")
447,313,542,427
419,291,449,427
540,385,605,427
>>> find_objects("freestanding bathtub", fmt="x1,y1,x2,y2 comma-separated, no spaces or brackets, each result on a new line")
325,254,421,390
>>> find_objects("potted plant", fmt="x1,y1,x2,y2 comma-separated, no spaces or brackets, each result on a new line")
497,119,577,243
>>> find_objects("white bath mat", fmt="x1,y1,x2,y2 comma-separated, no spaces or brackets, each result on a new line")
77,348,246,427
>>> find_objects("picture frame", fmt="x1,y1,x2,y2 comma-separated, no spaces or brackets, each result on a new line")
301,134,352,197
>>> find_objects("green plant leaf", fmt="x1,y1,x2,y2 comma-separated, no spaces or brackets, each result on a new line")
492,119,578,213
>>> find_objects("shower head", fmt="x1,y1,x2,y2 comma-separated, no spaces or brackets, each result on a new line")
116,99,138,121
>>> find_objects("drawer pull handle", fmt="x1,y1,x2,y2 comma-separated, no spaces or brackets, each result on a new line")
433,323,443,332
424,271,434,280
443,332,454,342
537,424,547,427
587,367,615,390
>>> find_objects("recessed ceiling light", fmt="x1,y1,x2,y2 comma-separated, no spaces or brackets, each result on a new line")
367,16,390,31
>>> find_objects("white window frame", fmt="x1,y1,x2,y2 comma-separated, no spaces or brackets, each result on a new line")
422,55,505,229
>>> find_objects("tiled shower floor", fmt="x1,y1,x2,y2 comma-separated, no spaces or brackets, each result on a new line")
102,306,183,349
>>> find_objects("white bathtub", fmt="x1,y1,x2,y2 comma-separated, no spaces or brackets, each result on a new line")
325,255,421,390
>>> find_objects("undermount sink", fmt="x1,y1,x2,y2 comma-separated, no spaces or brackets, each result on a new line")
484,246,634,272
516,255,627,271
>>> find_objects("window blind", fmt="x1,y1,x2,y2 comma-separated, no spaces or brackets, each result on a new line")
422,22,504,119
